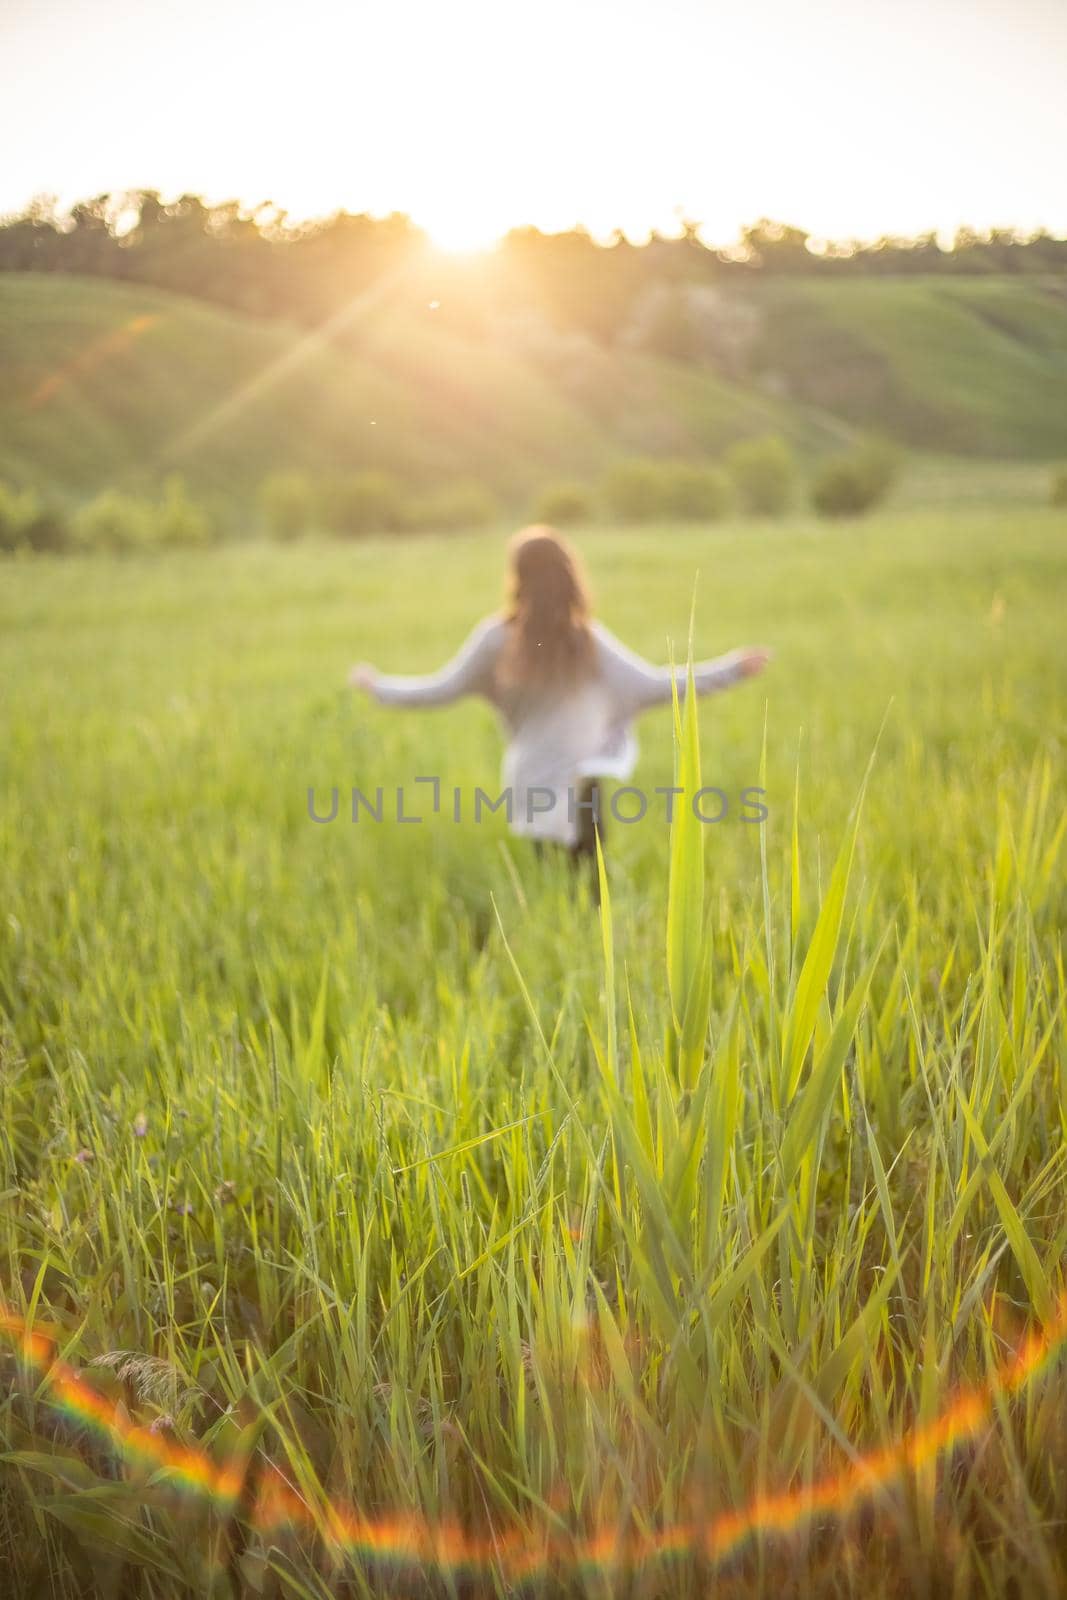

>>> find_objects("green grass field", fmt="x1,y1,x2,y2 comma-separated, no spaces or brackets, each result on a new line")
1,507,1066,1597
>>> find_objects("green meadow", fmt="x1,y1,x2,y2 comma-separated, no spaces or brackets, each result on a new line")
1,505,1066,1596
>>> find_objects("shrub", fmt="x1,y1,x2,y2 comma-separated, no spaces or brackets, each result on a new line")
0,481,69,552
0,481,27,551
157,475,213,547
661,462,733,520
260,472,316,540
402,479,499,533
71,479,213,552
1051,468,1067,508
319,471,406,537
21,503,69,552
811,441,898,518
603,459,734,524
723,435,795,516
72,489,154,552
602,460,666,523
533,483,596,528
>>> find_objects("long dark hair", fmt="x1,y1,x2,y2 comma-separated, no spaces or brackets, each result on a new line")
495,526,596,689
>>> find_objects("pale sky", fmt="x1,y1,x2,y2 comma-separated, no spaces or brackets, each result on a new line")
2,0,1066,250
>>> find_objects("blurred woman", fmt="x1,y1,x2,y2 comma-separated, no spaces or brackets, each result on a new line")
349,526,769,873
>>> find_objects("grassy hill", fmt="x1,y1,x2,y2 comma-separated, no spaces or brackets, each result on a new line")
0,274,809,509
756,275,1067,456
2,270,1067,513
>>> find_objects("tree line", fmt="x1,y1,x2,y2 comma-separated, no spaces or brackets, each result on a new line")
2,193,1065,345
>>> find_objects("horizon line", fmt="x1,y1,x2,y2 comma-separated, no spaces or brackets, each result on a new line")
4,189,1067,258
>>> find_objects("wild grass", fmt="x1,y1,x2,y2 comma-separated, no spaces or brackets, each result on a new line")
0,507,1065,1597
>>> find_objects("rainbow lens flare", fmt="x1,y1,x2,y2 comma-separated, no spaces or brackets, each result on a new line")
2,1294,1065,1582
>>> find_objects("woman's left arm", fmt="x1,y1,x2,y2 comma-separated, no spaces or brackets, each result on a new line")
594,624,770,713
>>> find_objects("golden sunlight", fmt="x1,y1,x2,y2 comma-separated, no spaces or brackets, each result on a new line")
419,203,503,254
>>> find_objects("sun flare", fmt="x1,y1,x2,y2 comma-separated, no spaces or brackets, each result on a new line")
419,204,503,255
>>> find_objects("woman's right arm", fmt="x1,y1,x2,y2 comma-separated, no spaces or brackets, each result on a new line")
350,616,502,709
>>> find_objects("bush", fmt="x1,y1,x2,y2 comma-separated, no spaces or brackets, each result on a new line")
0,481,69,552
1051,468,1067,508
723,435,795,516
72,478,213,552
533,483,596,528
157,475,213,547
602,460,666,523
811,442,898,518
73,489,154,552
402,479,499,533
661,462,733,520
0,481,28,551
21,503,69,552
604,459,733,523
260,472,316,540
319,471,406,537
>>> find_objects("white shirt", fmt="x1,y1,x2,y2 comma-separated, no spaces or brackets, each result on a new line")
371,616,747,845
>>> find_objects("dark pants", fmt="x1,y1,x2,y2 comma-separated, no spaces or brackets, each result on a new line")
533,780,605,903
571,778,605,863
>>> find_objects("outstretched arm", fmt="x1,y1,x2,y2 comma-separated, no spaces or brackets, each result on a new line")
349,616,502,709
593,623,770,715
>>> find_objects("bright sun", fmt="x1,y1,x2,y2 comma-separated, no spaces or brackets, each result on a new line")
419,203,504,255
